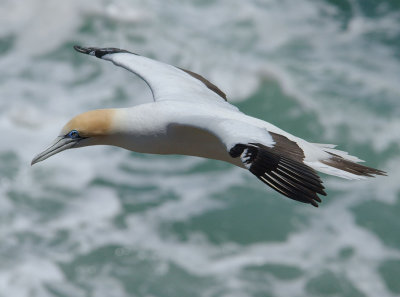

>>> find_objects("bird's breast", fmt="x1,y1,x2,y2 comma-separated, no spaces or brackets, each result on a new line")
110,123,235,164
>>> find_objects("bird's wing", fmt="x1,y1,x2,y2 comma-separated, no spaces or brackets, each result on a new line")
74,46,233,108
176,116,326,207
229,142,326,207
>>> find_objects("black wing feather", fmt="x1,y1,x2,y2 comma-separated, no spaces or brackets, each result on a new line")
230,143,326,207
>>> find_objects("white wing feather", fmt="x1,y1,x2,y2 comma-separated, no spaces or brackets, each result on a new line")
74,46,234,109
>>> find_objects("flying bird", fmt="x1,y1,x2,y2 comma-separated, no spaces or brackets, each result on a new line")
32,46,386,207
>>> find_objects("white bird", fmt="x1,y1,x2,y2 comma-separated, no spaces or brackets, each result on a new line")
32,46,386,207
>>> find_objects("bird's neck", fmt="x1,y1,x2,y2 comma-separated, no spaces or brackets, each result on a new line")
111,104,165,134
104,104,171,154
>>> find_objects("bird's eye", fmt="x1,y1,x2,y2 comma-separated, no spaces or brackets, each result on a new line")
67,130,80,139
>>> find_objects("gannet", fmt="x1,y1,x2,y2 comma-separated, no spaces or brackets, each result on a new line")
31,46,386,207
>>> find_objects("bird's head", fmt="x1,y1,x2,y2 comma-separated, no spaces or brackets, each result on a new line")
31,109,117,165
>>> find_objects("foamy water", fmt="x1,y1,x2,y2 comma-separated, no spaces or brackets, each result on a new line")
0,0,399,296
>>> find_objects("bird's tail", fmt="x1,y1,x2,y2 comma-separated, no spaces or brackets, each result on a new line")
306,143,387,180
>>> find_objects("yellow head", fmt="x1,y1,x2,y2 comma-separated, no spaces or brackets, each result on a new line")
31,109,117,165
60,109,116,138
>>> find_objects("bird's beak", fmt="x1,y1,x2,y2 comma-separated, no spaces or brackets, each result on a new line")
31,136,79,165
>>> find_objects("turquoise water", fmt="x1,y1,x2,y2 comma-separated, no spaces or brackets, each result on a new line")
1,0,399,296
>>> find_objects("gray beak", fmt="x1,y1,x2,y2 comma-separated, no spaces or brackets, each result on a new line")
31,136,79,165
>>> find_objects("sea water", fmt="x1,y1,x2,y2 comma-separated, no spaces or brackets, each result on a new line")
0,0,399,296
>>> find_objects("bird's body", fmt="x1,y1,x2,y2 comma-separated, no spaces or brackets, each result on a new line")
105,102,318,164
32,46,386,207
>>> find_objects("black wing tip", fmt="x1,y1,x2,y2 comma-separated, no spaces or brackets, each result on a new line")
231,143,326,208
73,45,89,54
257,174,323,207
305,194,322,207
73,45,135,58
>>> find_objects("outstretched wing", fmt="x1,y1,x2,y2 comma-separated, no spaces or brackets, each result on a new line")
229,143,326,207
174,114,326,207
209,119,327,207
74,46,231,108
